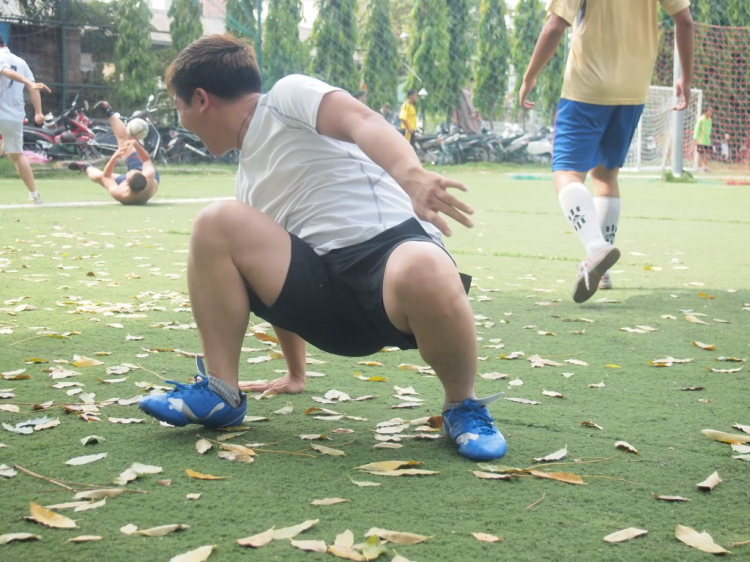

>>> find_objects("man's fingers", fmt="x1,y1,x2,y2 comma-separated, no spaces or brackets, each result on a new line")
423,209,451,237
440,177,469,192
436,200,474,229
438,191,474,215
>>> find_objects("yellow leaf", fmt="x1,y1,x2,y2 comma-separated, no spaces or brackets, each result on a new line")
702,429,750,444
28,502,77,529
186,469,229,480
134,524,189,537
472,471,515,480
604,364,621,369
272,519,319,540
697,292,715,299
334,530,355,548
614,441,639,454
603,528,648,543
67,535,104,543
253,330,279,343
311,443,346,456
471,532,503,543
696,471,722,491
355,375,388,382
348,476,381,487
290,539,328,553
196,439,213,454
217,451,254,463
328,545,366,561
72,355,104,368
274,402,294,415
357,361,384,367
237,527,275,548
693,341,716,350
529,471,585,485
169,545,215,562
0,533,40,545
310,498,350,506
685,315,709,325
361,534,387,560
365,528,434,545
675,524,731,554
356,461,421,472
219,443,256,456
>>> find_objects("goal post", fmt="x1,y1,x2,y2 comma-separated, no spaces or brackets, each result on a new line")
622,85,702,172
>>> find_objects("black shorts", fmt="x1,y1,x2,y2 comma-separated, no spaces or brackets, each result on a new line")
246,218,471,357
696,144,711,155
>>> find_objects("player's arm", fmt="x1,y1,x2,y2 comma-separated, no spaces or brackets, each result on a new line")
238,326,307,394
0,67,51,93
317,91,473,237
102,145,128,178
126,140,156,180
519,14,570,109
672,7,694,110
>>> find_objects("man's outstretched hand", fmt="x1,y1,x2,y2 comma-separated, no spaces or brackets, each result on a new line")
239,375,305,395
402,168,474,237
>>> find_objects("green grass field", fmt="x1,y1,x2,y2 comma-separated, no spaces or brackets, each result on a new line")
0,168,749,561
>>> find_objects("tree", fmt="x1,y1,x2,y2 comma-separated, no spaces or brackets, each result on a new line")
511,0,543,111
114,0,157,112
225,0,257,41
473,0,509,124
263,0,308,89
446,0,473,120
309,0,358,93
406,0,451,117
362,0,399,111
168,0,203,54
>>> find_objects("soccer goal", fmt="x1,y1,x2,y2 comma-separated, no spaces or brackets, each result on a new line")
622,85,703,172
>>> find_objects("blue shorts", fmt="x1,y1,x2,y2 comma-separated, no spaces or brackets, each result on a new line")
115,153,160,185
552,99,644,172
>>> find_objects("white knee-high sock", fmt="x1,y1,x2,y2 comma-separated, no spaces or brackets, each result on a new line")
558,182,607,255
594,196,621,245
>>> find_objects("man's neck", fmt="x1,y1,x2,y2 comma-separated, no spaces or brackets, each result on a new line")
233,93,262,150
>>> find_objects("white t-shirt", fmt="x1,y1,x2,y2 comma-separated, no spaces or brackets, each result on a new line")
0,49,34,122
235,74,441,256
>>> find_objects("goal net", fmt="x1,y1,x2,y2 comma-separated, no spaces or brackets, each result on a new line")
622,85,702,172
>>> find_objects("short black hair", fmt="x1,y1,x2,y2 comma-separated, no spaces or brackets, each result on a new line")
129,171,147,192
354,90,366,100
407,89,417,97
165,34,262,104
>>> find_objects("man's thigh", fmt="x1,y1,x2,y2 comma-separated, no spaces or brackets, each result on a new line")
552,100,612,173
0,120,23,154
599,104,644,170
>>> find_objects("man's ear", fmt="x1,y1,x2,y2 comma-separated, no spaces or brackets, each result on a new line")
194,88,210,113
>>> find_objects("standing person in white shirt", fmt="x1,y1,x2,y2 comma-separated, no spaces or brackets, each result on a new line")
137,35,508,463
0,37,50,204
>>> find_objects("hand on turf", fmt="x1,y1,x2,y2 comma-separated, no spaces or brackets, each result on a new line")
239,375,306,394
673,77,690,111
519,77,536,110
403,169,474,237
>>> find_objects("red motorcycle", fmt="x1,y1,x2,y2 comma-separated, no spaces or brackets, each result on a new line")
23,94,99,160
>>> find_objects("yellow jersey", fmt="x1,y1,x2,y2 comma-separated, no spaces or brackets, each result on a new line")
547,0,690,105
399,100,417,141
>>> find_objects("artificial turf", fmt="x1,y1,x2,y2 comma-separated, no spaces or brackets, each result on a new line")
0,168,748,561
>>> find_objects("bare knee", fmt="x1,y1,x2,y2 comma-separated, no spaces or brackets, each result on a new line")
193,201,249,236
389,243,464,306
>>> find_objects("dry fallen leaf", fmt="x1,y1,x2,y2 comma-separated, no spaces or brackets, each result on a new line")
133,524,189,537
365,528,434,545
581,421,604,431
702,429,750,444
0,533,40,545
472,471,515,480
361,469,439,477
529,471,585,485
115,462,163,485
533,446,568,462
356,461,421,472
272,519,319,540
471,532,503,543
311,498,350,506
291,539,328,553
542,390,564,398
186,469,229,480
603,528,648,543
504,397,541,405
653,494,691,502
675,524,731,555
328,545,366,561
67,535,104,543
697,471,722,491
274,402,294,415
710,367,744,373
65,452,107,466
311,443,346,456
237,527,275,548
615,441,639,454
685,315,709,325
74,488,123,500
335,530,355,548
74,498,106,512
693,341,716,350
348,476,381,487
169,545,215,562
28,502,77,528
195,439,213,454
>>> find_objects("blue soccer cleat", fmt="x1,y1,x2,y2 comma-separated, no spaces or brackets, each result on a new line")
138,357,247,428
443,395,507,461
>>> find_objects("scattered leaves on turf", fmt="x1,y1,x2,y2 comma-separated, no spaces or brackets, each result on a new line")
365,528,434,545
28,502,77,528
472,471,515,480
471,532,503,543
533,446,568,462
0,533,40,545
311,498,350,506
653,494,691,502
615,441,639,454
186,469,229,480
236,527,275,548
581,421,604,430
529,471,585,485
65,453,107,466
702,429,750,444
311,443,346,456
697,471,722,491
272,519,319,540
291,539,328,553
603,528,648,543
169,545,215,562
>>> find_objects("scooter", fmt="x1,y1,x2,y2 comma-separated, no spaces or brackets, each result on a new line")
22,94,98,160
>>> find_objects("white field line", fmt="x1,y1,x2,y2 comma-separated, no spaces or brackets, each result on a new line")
0,196,233,210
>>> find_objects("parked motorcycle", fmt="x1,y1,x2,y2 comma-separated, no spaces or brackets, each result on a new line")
22,94,98,160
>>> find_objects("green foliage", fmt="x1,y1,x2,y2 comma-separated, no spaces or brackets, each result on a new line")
114,0,158,112
406,0,451,117
445,0,473,118
473,0,509,122
263,0,308,89
362,0,399,111
511,0,543,110
225,0,257,41
310,0,359,93
168,0,203,54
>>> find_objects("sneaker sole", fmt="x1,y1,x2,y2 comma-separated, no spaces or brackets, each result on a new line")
573,247,621,303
